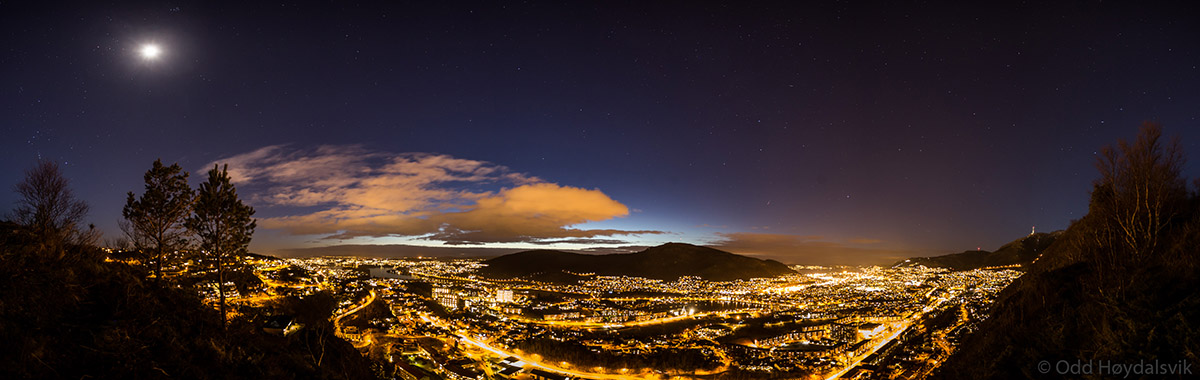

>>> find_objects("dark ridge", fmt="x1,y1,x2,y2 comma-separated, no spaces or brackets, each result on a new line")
895,231,1061,271
932,124,1200,379
0,221,378,379
932,224,1200,379
478,242,795,282
247,252,282,260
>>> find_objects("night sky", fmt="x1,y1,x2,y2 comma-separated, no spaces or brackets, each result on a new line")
3,1,1198,265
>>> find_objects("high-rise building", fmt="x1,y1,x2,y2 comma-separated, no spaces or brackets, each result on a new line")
496,289,514,303
434,287,459,310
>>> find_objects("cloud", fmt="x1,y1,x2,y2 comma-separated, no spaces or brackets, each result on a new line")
708,232,919,266
275,244,525,259
525,238,634,246
206,145,661,245
431,183,661,244
274,242,652,258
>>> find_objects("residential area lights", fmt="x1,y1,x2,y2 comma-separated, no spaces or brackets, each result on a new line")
211,255,1021,379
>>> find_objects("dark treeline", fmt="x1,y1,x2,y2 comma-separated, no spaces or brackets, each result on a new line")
0,160,379,379
119,160,256,327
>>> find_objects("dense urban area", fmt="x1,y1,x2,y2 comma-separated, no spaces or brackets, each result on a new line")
134,249,1023,380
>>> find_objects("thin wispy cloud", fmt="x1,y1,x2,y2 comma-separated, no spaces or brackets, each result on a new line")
709,232,918,266
207,145,661,245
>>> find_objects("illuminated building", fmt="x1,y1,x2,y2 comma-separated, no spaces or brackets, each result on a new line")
434,287,460,310
496,289,514,303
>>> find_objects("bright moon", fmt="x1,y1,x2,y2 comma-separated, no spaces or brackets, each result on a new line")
140,44,162,59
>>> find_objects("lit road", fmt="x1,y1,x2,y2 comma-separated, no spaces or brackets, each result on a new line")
412,312,663,379
824,320,912,380
823,294,953,380
506,308,774,330
334,289,377,341
456,334,661,380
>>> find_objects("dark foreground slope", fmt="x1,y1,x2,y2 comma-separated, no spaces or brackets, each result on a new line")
897,232,1060,271
0,222,377,380
479,242,794,281
933,226,1200,379
933,125,1200,379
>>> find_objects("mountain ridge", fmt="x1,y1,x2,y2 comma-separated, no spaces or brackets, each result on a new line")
895,231,1061,271
478,242,795,282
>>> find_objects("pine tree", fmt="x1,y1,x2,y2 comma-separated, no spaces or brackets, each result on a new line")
122,159,194,284
186,164,256,326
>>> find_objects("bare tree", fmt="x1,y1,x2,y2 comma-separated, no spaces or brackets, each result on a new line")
1090,122,1188,266
11,160,93,252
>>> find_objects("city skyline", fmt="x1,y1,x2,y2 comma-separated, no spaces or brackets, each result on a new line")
3,2,1199,264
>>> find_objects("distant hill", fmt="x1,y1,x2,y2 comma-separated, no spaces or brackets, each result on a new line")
247,252,282,260
478,243,794,282
895,232,1060,271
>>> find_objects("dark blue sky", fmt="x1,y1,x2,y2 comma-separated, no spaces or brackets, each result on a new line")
3,1,1198,264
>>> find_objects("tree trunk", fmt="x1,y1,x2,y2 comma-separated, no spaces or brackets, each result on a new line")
155,243,163,285
217,232,226,330
218,254,226,329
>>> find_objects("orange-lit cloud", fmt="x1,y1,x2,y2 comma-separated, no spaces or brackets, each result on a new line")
709,232,919,266
207,145,660,245
431,183,662,244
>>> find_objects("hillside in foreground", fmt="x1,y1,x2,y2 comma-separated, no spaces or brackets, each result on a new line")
0,221,378,379
478,242,795,282
933,124,1200,379
933,225,1200,379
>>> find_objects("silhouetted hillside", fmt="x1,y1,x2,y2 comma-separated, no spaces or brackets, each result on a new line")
896,232,1061,271
933,124,1200,379
933,227,1200,379
478,242,794,281
0,221,378,379
248,252,282,260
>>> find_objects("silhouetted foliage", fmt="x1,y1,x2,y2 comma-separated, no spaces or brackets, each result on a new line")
935,122,1200,379
342,297,394,330
268,292,344,369
1,165,377,379
1086,122,1190,287
0,223,377,379
186,164,257,327
123,159,194,284
10,160,96,252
